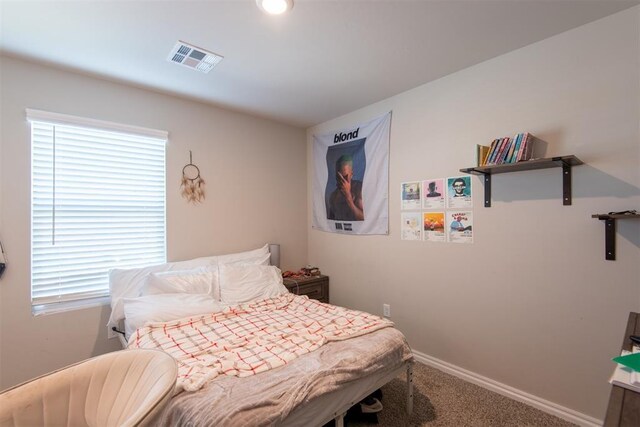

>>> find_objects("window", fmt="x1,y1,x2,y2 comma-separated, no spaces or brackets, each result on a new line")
28,109,167,312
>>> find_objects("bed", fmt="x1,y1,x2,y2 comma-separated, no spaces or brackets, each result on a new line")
107,244,413,426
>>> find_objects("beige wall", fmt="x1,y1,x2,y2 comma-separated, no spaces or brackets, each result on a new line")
0,53,4,388
0,56,307,388
308,7,639,420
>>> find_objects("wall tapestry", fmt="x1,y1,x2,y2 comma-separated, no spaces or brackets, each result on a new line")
312,112,390,235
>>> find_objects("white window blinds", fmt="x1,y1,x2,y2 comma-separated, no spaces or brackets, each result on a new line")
29,112,167,307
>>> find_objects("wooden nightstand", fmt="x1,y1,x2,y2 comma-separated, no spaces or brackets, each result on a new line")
283,275,329,303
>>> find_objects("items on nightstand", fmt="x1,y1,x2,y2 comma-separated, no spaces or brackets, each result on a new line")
282,270,303,279
282,265,321,279
302,265,321,276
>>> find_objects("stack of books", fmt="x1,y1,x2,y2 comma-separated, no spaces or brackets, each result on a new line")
476,133,538,166
610,347,640,392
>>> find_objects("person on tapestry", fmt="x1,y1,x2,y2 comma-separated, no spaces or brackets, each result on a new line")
327,154,364,221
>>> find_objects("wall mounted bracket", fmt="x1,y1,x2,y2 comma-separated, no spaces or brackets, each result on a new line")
592,213,640,260
460,155,583,207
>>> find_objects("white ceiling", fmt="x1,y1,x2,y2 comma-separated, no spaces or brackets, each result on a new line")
1,0,637,128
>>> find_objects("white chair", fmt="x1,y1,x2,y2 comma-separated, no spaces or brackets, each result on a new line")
0,349,177,427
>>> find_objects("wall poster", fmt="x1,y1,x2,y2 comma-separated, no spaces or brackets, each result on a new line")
446,175,472,209
423,212,445,242
401,181,421,210
401,212,422,241
312,112,391,235
422,178,445,209
447,210,473,243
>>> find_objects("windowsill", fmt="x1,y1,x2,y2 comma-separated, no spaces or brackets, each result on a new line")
32,296,111,317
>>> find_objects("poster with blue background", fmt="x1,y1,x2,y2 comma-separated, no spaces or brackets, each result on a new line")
312,112,390,235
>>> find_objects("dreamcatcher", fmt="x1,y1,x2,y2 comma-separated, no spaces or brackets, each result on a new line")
180,151,205,203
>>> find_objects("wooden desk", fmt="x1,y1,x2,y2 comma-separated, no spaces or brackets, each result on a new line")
604,312,640,426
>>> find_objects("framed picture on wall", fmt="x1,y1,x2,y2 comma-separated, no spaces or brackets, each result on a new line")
401,181,421,210
422,178,445,209
446,176,472,209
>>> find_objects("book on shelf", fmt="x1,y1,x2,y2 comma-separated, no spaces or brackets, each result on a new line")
487,138,502,165
493,137,508,164
524,133,539,160
515,133,529,162
517,133,530,162
482,132,539,166
476,144,490,166
495,137,512,164
505,136,517,164
486,138,501,165
508,133,523,163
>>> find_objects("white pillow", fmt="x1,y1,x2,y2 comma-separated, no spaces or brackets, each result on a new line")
209,253,272,300
108,258,216,329
219,264,288,305
123,293,223,338
223,252,271,267
142,269,215,296
108,244,270,328
140,253,272,301
217,244,269,264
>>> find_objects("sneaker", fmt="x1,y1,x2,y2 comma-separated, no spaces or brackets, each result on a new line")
360,397,383,413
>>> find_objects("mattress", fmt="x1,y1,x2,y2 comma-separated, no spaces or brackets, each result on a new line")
153,326,412,426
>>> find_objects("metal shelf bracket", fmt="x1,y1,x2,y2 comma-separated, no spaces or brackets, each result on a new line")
605,219,616,260
558,159,572,206
483,174,491,207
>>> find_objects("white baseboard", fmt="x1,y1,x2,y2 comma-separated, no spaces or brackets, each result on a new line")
412,350,602,427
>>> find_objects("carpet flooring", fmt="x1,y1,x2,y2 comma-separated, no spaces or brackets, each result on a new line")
346,362,576,427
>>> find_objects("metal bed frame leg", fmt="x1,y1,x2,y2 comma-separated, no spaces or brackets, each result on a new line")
406,363,414,415
334,411,346,427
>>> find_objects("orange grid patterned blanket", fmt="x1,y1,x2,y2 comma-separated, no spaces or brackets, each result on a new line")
128,293,393,392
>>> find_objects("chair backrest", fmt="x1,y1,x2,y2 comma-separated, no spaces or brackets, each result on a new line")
0,349,177,427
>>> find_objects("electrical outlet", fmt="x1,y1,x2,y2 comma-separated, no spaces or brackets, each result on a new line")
383,304,391,318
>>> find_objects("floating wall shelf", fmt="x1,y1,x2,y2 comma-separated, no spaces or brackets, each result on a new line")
460,155,584,207
591,213,640,260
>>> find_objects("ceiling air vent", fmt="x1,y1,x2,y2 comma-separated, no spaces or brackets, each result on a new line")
167,41,223,73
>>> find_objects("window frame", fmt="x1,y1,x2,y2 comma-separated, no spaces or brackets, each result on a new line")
27,109,168,315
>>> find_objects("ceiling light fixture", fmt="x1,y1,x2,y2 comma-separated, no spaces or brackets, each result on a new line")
256,0,293,15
